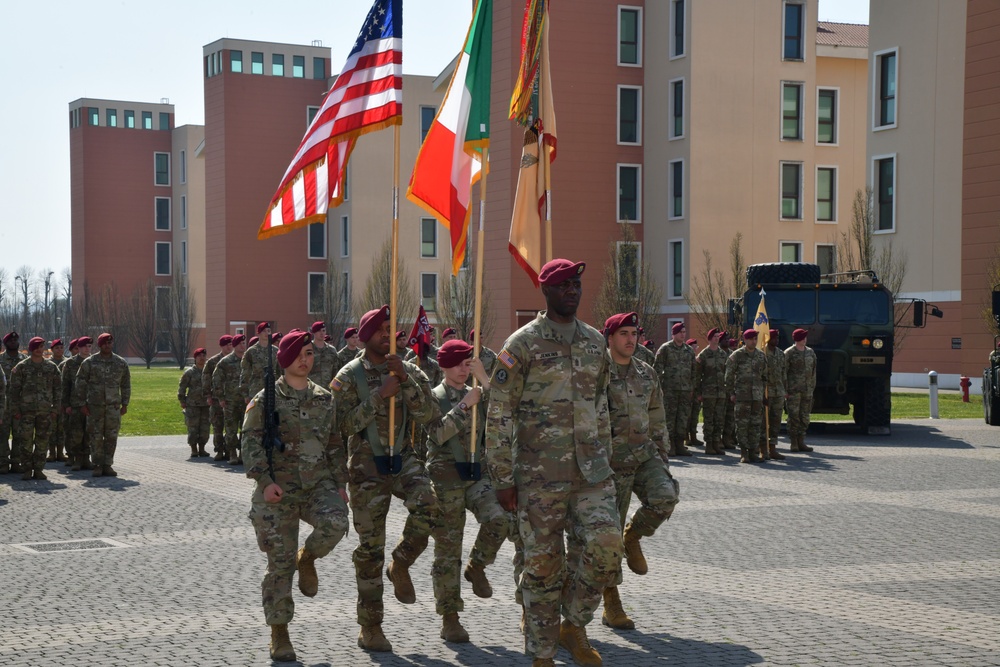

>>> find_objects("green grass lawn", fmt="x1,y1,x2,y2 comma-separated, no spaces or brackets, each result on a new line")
810,391,983,422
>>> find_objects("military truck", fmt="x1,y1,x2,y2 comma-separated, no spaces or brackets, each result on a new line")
728,262,935,435
983,288,1000,426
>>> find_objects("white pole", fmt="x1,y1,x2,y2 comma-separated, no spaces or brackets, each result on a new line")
928,371,939,419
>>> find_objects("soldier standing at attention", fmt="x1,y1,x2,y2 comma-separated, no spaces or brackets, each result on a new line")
178,348,211,459
694,329,728,456
685,337,703,450
441,327,458,343
721,335,738,450
425,339,510,644
74,333,130,477
244,329,350,663
10,337,61,480
308,322,340,388
241,322,279,404
337,326,362,373
46,339,67,463
486,259,621,667
62,336,92,470
1,331,27,473
214,334,247,464
632,326,655,367
759,329,788,461
600,313,679,632
59,338,79,466
332,305,438,653
654,322,696,457
784,328,817,453
725,330,768,464
205,335,233,461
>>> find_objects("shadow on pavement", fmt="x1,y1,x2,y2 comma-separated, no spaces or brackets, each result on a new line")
0,477,69,494
82,478,140,491
808,421,974,449
598,630,763,666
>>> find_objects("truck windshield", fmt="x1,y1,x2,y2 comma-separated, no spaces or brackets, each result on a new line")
819,290,891,324
744,290,816,325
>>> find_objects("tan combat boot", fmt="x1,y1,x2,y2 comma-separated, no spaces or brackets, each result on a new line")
798,434,814,452
788,435,800,452
715,441,728,456
358,624,393,652
601,586,635,630
464,561,493,598
532,659,556,667
296,548,319,597
440,612,470,643
189,444,198,459
21,469,33,481
33,470,47,481
559,620,602,666
197,443,209,457
103,465,118,477
759,442,770,461
768,442,786,460
387,559,416,604
268,624,296,662
622,523,647,575
213,448,226,461
673,438,693,457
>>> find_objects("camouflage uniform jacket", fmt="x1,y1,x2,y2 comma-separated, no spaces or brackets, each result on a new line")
212,353,244,403
309,344,340,388
177,365,208,406
725,347,768,401
203,351,225,401
73,353,131,408
240,343,278,402
242,377,348,499
608,358,669,468
485,311,613,490
633,343,655,367
784,345,817,395
61,354,86,408
478,345,498,376
0,365,6,411
334,346,361,378
404,344,439,363
763,346,787,396
9,358,61,414
425,381,489,487
695,347,729,399
655,340,696,392
0,350,26,388
331,355,435,466
412,355,443,388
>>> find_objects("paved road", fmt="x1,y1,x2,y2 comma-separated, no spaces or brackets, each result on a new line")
2,419,998,666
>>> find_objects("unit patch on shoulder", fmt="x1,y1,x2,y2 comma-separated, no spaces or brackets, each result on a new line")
498,349,518,369
494,369,509,386
330,378,343,392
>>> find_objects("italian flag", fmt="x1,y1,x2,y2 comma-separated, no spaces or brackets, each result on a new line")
407,0,491,275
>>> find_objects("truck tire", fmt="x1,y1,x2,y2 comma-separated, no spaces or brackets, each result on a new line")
863,378,891,434
746,263,821,287
985,370,1000,426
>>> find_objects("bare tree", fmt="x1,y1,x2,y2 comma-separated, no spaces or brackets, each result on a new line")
593,223,663,335
436,253,495,342
91,282,132,346
321,261,356,336
358,236,418,326
15,265,32,334
125,279,161,369
687,231,746,337
168,273,197,369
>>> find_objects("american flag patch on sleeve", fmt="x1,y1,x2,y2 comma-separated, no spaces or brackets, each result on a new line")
498,350,517,369
330,378,343,391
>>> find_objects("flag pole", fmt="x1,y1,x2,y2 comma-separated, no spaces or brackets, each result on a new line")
389,123,401,449
542,128,552,262
470,146,488,460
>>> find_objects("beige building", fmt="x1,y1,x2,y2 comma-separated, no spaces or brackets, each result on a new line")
171,125,207,341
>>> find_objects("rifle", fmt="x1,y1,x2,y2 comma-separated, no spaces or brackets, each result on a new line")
263,336,284,482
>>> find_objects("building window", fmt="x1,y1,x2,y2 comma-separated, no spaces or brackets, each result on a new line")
783,2,804,60
342,272,350,307
343,165,350,201
181,195,187,229
340,215,350,257
816,244,836,276
181,240,188,275
88,108,99,126
125,110,135,128
616,242,640,297
180,150,186,184
307,106,320,127
251,51,264,75
816,167,836,222
308,222,327,259
617,164,640,223
313,57,326,80
106,109,117,127
308,273,326,314
154,153,170,186
420,106,436,143
875,48,897,128
671,0,685,58
669,160,684,219
670,78,684,139
155,242,171,276
817,88,837,144
155,197,171,231
780,241,803,263
780,162,802,219
618,7,641,66
421,218,438,258
668,239,684,299
142,111,153,130
875,155,895,232
231,50,243,73
618,86,641,145
782,83,803,140
207,53,214,77
159,112,170,131
293,55,305,78
272,54,285,76
421,273,438,312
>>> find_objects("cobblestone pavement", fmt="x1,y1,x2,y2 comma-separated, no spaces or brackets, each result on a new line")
2,419,999,666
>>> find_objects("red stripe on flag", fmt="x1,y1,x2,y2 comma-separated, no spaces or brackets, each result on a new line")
303,168,318,219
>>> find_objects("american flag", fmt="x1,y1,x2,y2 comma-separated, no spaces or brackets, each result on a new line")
258,0,403,239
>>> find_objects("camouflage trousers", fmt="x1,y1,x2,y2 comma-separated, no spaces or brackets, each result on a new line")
759,396,785,445
0,403,10,466
209,404,225,453
184,406,210,447
663,390,692,443
688,396,701,438
48,408,65,456
786,392,813,437
613,458,679,538
723,398,737,446
517,477,622,660
88,405,122,468
223,402,242,455
734,400,764,452
15,412,54,473
65,409,88,465
348,447,438,626
430,479,513,615
701,396,727,445
249,480,349,625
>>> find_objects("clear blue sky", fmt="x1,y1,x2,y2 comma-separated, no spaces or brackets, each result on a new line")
0,0,868,282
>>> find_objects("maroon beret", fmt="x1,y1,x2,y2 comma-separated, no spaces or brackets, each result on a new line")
793,328,809,342
193,347,207,357
743,329,758,339
358,305,390,343
467,329,476,342
436,339,474,369
442,327,457,338
97,333,113,345
769,329,779,338
51,339,64,348
311,321,326,333
28,337,45,352
2,331,18,345
671,322,686,335
604,312,639,337
707,328,722,340
538,258,586,286
344,327,359,339
686,338,698,346
69,338,80,350
277,329,313,369
728,338,738,347
248,336,259,347
324,334,332,342
256,321,269,334
219,335,233,347
77,336,93,346
231,334,246,347
396,330,406,340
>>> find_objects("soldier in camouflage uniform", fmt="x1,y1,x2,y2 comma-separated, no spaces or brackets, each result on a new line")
759,329,788,461
46,339,67,463
600,313,679,632
1,331,27,473
335,326,362,376
204,335,233,461
694,329,728,456
721,335,738,449
632,327,655,367
725,329,768,464
244,329,350,663
62,336,92,470
241,322,279,406
654,322,696,457
214,334,247,464
0,353,7,473
424,339,511,643
73,333,131,477
10,337,61,480
784,328,817,452
685,337,703,449
486,259,621,667
308,322,340,388
332,306,439,653
178,347,211,458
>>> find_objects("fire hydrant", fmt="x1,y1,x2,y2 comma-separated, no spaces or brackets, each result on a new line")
960,376,971,403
